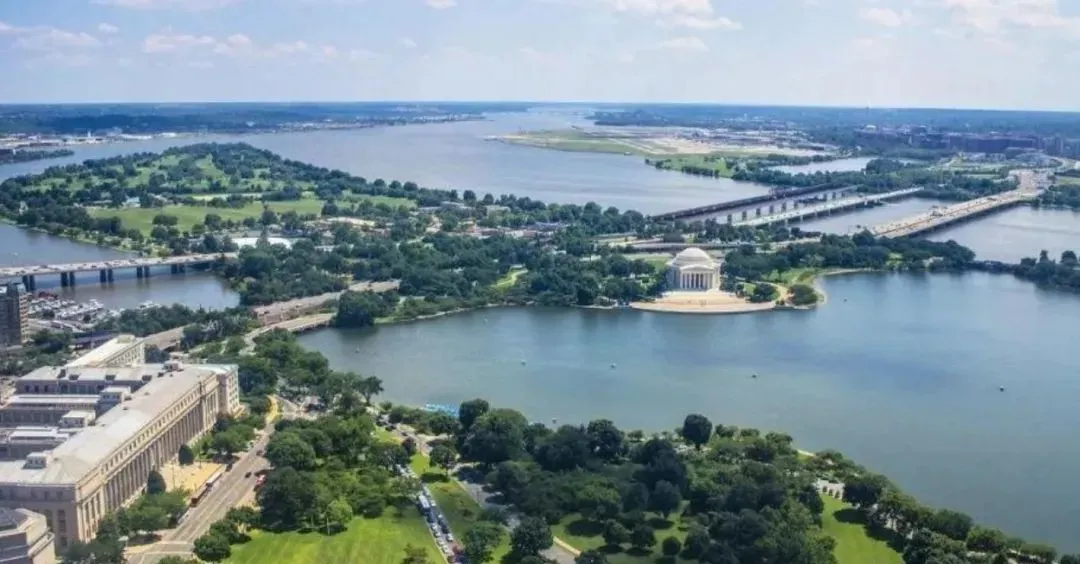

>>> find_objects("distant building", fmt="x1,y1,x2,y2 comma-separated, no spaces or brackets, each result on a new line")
0,285,29,348
0,508,56,564
666,248,722,291
63,335,144,369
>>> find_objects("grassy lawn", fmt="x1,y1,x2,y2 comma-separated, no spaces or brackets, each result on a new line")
763,267,821,285
820,495,902,564
494,268,526,289
649,155,733,178
226,507,442,564
1054,175,1080,186
552,510,690,564
88,199,327,234
409,455,512,561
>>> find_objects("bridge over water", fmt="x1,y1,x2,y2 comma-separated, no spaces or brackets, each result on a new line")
653,183,856,223
733,188,924,228
871,189,1038,238
0,253,237,291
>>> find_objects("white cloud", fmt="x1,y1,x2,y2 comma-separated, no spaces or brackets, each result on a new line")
0,22,103,53
659,14,741,30
348,48,377,61
399,37,418,49
143,31,216,53
653,36,708,52
597,0,714,16
860,7,911,27
142,29,356,62
426,0,457,8
92,0,241,9
940,0,1080,36
97,23,121,34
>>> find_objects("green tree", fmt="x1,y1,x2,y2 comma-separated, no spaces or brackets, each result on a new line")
680,413,712,450
661,536,682,557
602,520,630,547
649,480,682,519
158,557,198,564
357,376,384,405
146,470,167,495
630,523,656,551
178,444,195,466
464,408,528,467
224,506,259,530
966,525,1006,553
459,398,490,432
210,429,246,459
511,516,553,557
193,531,231,562
325,497,353,533
401,544,431,564
265,431,317,471
429,444,456,475
585,419,625,462
577,486,621,522
461,521,504,564
843,473,890,509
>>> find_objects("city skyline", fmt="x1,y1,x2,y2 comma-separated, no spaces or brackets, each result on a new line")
1,0,1080,110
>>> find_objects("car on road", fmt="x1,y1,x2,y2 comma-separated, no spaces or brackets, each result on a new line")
244,471,252,478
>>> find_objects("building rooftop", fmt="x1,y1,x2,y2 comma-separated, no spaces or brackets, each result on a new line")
64,335,141,369
6,395,99,406
0,363,235,486
0,508,27,531
18,364,157,384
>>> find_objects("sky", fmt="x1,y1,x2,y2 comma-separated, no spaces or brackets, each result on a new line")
1,0,1080,109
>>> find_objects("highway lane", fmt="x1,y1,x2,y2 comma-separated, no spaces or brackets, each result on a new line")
129,428,275,564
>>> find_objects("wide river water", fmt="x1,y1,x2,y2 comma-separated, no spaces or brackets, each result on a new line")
3,113,1080,550
300,272,1080,551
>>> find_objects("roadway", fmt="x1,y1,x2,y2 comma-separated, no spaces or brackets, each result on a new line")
0,253,237,278
128,420,276,563
733,187,924,228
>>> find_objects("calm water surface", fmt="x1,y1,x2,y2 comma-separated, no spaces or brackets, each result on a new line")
300,272,1080,551
0,224,238,310
927,206,1080,263
0,113,771,215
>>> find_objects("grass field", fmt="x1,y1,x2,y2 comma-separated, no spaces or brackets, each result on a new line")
88,199,327,233
500,130,646,155
820,495,902,564
1055,175,1080,186
494,268,526,289
552,510,690,563
649,155,734,178
225,507,442,564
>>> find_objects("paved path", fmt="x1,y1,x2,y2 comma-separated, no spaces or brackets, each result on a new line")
129,422,276,563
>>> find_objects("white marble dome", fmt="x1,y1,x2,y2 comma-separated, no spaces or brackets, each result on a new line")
670,247,716,268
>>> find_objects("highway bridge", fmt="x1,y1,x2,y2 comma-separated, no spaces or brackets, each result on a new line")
652,184,855,222
734,188,924,228
0,253,237,291
871,189,1037,238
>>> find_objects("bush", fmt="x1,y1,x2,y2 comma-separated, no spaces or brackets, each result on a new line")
662,536,682,556
789,283,819,306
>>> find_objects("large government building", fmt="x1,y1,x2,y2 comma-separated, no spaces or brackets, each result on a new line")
665,247,723,291
0,335,240,550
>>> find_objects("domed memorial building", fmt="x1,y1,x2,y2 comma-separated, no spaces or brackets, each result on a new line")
666,247,722,291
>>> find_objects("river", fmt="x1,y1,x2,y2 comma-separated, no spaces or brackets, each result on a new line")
0,224,238,310
299,271,1080,552
0,112,772,215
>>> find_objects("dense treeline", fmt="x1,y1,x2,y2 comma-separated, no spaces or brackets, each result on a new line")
0,102,496,135
975,250,1080,293
722,232,976,281
96,304,255,343
0,148,73,164
1036,180,1080,210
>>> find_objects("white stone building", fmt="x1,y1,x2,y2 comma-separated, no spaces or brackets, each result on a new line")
666,247,723,291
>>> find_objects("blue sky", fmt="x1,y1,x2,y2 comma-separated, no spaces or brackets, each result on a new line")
1,0,1079,109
